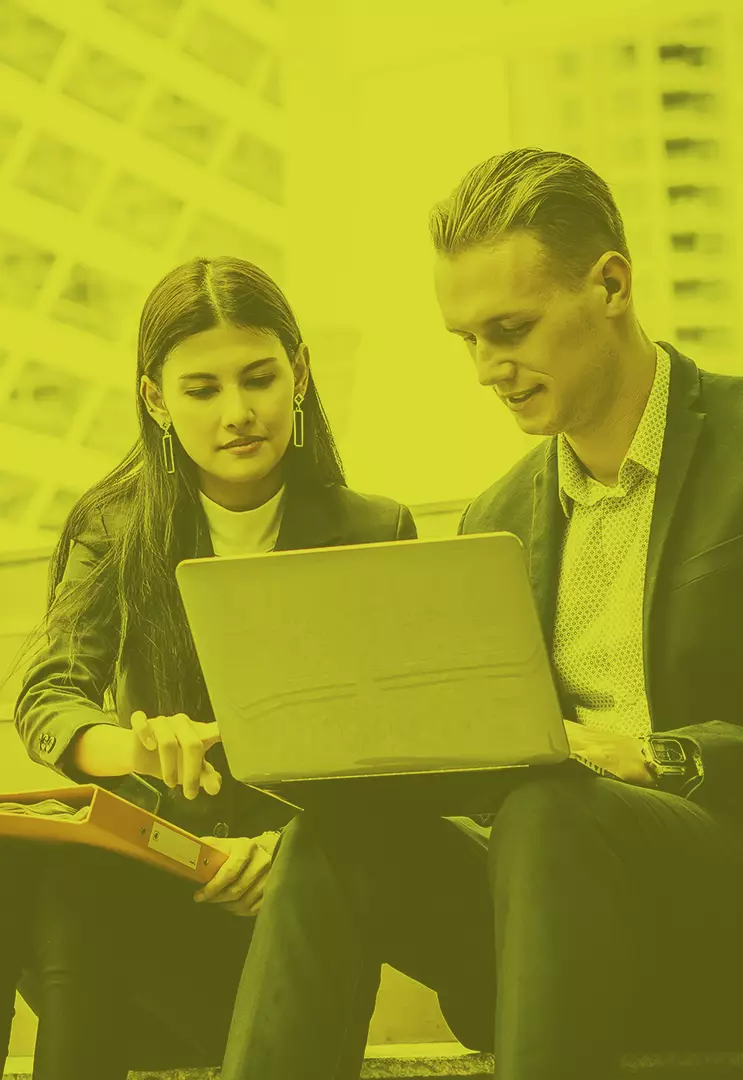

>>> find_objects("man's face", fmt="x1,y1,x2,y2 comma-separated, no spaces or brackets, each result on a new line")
434,232,618,438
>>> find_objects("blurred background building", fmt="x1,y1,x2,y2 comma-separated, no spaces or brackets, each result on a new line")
0,0,287,552
0,0,740,552
506,0,741,373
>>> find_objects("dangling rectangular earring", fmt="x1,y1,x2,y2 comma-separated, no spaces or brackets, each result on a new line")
292,393,305,448
162,424,176,474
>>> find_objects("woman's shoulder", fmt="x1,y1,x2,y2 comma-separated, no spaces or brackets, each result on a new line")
327,483,415,541
69,493,132,552
333,483,405,515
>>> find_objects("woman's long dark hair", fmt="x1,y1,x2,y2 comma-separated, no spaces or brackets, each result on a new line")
36,257,345,719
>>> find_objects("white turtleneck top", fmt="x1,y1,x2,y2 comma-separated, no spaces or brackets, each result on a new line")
198,485,286,558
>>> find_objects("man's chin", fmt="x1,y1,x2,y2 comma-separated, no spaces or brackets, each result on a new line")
514,414,559,438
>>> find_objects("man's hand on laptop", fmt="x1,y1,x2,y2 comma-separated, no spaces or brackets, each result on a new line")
563,719,654,787
130,711,222,800
193,834,275,916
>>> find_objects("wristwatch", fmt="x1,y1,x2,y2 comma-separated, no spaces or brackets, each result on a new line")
639,735,701,794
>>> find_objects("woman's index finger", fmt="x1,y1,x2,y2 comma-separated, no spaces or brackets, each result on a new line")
130,710,157,750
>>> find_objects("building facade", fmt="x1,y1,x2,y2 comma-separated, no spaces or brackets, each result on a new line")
0,0,287,551
506,0,741,374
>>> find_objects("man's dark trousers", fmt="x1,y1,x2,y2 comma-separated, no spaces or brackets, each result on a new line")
220,769,743,1080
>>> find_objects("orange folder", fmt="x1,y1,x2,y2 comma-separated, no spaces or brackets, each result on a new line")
0,785,229,883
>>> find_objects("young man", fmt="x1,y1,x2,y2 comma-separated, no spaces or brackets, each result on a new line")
220,150,743,1080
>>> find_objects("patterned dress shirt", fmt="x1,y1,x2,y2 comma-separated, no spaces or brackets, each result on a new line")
551,344,671,737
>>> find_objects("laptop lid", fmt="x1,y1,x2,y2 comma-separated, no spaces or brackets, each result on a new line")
176,531,569,787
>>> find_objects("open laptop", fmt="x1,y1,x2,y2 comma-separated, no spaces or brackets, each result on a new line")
176,532,593,816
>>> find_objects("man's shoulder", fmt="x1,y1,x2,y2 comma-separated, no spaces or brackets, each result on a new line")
697,366,743,414
669,349,743,461
693,369,743,488
665,342,743,415
462,440,553,533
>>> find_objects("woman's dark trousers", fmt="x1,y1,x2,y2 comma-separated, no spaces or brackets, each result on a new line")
0,839,256,1079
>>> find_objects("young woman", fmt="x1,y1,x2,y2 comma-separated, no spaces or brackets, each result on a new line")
5,255,416,1078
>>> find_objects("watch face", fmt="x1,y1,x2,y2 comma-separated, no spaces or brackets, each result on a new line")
653,740,685,764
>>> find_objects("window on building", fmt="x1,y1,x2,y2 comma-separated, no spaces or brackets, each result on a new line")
0,231,56,308
673,279,726,300
675,326,729,346
52,264,141,342
0,471,39,524
183,10,267,90
669,232,725,253
658,43,711,66
667,184,721,205
221,133,285,204
14,134,104,213
661,91,716,112
0,2,65,82
61,45,146,123
664,138,719,159
140,90,225,166
0,359,86,439
97,171,184,249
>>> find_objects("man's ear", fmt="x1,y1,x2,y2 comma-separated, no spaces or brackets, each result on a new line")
597,252,632,316
140,374,170,427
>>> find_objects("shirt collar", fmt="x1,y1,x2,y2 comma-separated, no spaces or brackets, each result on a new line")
198,484,286,555
557,342,671,515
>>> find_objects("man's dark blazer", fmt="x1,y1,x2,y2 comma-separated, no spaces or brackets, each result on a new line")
15,481,417,839
460,343,743,818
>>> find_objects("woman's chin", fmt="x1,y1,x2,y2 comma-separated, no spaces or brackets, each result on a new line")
199,455,279,489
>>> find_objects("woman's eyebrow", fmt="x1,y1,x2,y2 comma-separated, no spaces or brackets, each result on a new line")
178,357,278,381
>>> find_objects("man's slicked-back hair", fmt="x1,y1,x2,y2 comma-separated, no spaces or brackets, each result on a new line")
429,148,631,288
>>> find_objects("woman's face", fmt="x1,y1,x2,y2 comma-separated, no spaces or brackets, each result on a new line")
141,324,309,510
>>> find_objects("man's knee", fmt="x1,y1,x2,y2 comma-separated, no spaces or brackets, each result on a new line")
271,808,476,905
494,770,600,827
270,809,381,888
487,771,623,875
271,811,331,872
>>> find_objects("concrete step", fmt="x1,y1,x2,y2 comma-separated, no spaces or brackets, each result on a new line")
5,1047,743,1079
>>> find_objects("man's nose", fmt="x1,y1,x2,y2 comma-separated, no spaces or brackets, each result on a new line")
474,344,517,388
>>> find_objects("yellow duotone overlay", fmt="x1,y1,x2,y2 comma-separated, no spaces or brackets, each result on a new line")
0,0,740,1057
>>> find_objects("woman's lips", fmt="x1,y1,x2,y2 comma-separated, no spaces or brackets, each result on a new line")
221,439,265,455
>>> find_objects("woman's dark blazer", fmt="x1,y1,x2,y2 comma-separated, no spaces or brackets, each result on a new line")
14,481,418,840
